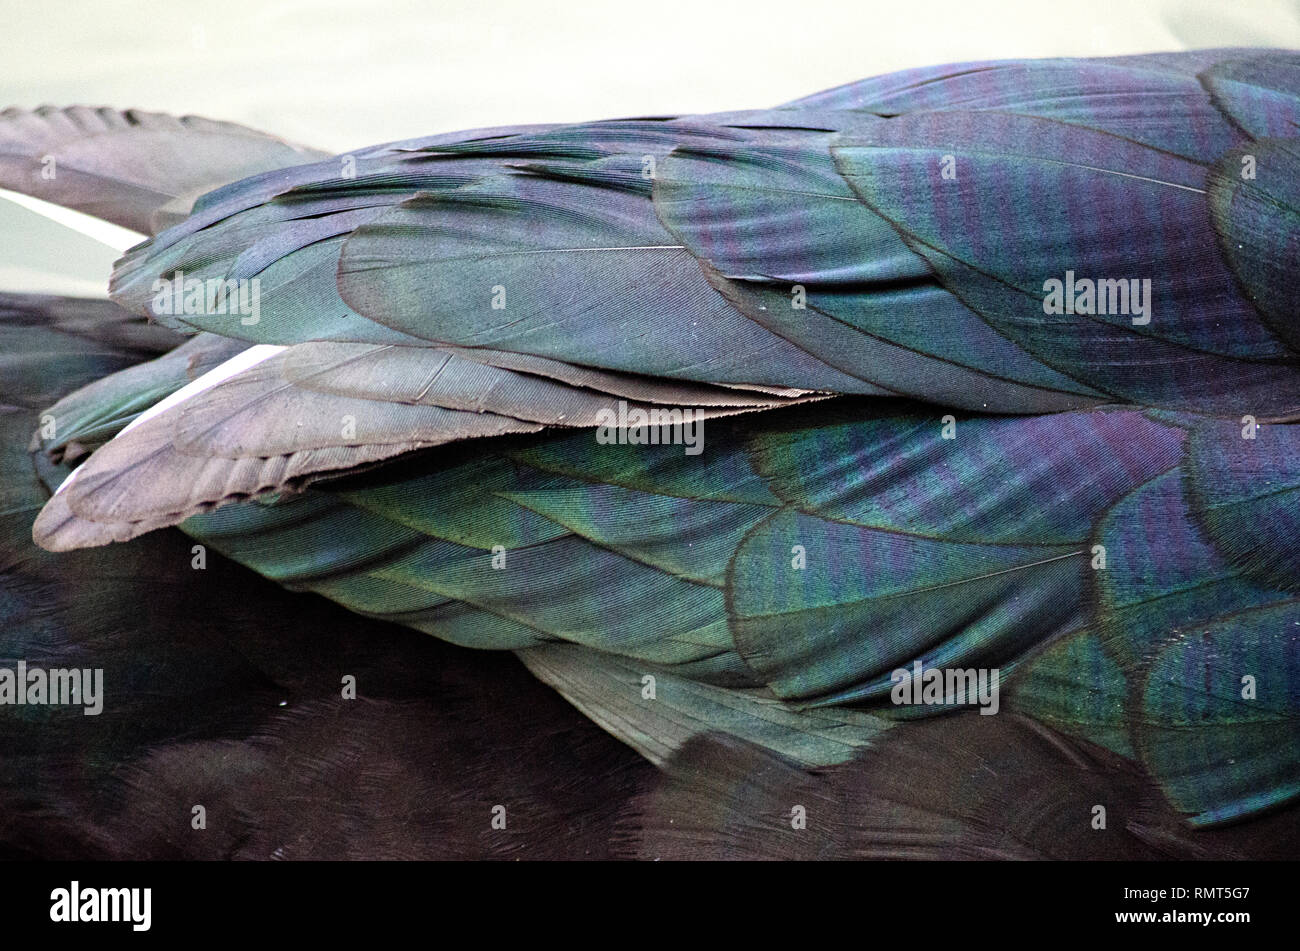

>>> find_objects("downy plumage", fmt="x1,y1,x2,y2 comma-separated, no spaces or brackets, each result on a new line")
3,48,1299,857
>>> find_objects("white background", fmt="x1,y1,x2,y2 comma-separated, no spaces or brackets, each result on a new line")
2,0,1298,293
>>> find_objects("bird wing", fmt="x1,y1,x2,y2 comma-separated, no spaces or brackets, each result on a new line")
8,50,1300,830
